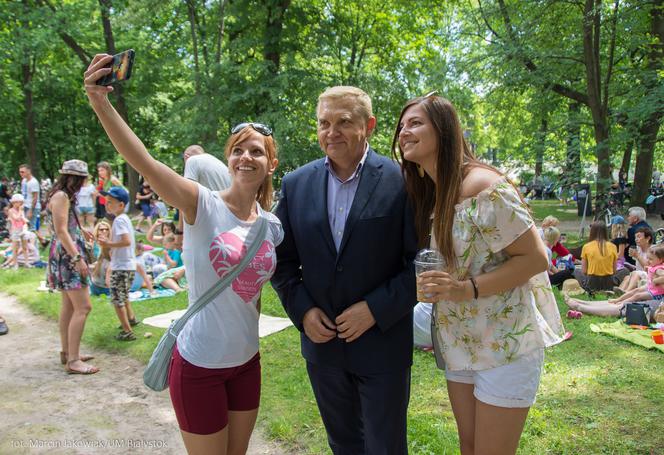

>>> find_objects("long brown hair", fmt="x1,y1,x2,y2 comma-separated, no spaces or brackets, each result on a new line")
46,174,86,206
392,95,495,269
588,221,609,255
224,126,278,211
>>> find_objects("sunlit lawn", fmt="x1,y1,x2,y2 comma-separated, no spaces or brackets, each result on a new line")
2,269,662,454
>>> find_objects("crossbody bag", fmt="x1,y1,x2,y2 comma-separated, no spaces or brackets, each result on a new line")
144,216,268,391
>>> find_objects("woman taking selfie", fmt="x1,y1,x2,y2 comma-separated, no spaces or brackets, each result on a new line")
84,54,282,455
46,159,98,375
392,94,563,454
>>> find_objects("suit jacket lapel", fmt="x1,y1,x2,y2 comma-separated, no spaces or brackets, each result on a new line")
309,161,337,255
337,149,382,258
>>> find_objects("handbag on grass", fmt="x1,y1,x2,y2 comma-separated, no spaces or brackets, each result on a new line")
143,217,267,391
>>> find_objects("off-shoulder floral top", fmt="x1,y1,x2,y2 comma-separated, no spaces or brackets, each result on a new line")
433,177,564,371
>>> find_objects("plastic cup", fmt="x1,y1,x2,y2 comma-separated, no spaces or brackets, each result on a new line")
414,249,445,301
651,330,664,345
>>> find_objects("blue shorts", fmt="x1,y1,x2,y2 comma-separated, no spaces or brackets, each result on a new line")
77,206,95,215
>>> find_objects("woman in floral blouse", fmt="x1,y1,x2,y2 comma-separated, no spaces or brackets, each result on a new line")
392,94,564,454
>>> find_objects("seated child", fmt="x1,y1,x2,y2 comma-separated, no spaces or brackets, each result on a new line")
153,233,186,292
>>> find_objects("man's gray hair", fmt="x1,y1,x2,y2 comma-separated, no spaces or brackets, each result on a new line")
628,206,646,221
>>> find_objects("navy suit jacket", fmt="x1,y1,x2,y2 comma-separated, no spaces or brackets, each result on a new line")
271,148,418,375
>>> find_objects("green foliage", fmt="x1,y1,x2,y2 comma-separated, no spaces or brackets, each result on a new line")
1,1,661,188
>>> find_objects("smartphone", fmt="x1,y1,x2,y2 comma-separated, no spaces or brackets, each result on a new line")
96,49,135,86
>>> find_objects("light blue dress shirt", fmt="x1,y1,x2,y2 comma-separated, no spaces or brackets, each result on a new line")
324,145,369,251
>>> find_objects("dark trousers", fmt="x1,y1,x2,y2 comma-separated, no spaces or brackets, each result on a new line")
306,362,410,455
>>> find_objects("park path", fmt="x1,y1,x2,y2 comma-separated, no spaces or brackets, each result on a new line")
0,292,290,455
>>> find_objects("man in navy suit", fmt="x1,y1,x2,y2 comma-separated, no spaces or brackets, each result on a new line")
271,86,418,454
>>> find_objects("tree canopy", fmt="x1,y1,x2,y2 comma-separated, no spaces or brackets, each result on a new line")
2,0,662,204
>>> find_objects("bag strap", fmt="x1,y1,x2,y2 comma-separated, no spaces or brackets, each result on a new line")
169,216,268,336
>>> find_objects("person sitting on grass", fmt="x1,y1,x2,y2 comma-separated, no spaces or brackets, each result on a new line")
565,244,664,318
573,221,618,292
538,215,574,263
146,218,176,246
97,186,139,341
616,227,654,294
610,216,629,279
544,226,575,289
130,242,157,294
1,230,39,269
153,233,186,293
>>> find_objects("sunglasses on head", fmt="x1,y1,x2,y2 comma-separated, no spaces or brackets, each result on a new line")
231,122,273,136
422,90,439,98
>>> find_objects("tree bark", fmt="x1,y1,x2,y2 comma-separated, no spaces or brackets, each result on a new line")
582,0,612,198
263,0,290,73
98,0,138,202
631,0,663,207
566,102,582,183
22,61,39,178
20,0,39,177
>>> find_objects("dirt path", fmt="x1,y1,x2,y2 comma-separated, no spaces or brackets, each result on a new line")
0,293,289,455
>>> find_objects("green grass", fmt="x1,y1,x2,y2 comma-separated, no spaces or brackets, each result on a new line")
2,270,663,454
529,200,581,222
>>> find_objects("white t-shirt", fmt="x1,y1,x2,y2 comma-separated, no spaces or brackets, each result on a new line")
22,177,41,210
413,302,433,348
177,185,283,369
76,184,96,208
184,154,232,191
110,214,136,271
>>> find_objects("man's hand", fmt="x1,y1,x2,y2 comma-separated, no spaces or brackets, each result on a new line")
27,209,32,220
335,301,376,343
303,307,337,343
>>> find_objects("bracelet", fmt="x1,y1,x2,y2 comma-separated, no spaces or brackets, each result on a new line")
469,277,479,299
70,253,82,264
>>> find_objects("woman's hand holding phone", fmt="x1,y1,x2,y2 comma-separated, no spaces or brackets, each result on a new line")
84,54,115,105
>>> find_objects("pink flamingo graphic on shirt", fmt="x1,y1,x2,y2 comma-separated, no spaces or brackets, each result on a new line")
209,232,275,303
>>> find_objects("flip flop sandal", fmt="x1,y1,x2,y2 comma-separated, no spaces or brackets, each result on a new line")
60,352,95,365
562,331,573,341
66,360,99,375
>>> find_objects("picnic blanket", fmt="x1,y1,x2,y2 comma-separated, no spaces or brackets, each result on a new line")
128,288,176,302
590,321,664,353
142,310,293,338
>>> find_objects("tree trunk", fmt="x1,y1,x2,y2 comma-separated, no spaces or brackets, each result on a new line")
22,61,39,178
98,0,139,202
263,0,290,73
582,0,612,199
631,0,663,207
535,118,546,177
620,140,632,177
566,102,582,183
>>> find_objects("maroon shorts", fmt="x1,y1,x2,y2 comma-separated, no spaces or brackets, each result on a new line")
168,345,261,435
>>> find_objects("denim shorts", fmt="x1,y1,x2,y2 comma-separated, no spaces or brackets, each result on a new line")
76,206,95,215
445,348,545,408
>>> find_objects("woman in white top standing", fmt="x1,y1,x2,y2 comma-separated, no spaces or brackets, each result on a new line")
76,176,97,229
393,94,564,455
85,54,282,455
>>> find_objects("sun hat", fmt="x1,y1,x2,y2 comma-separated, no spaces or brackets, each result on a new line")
59,159,89,177
610,215,626,225
100,186,129,204
10,194,24,203
562,279,585,296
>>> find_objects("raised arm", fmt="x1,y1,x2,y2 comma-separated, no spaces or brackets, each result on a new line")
84,54,198,224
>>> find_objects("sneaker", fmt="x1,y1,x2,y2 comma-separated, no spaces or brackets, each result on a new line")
117,319,140,330
115,331,136,341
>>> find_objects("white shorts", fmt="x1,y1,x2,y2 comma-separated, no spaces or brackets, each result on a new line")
445,348,544,408
10,230,28,242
